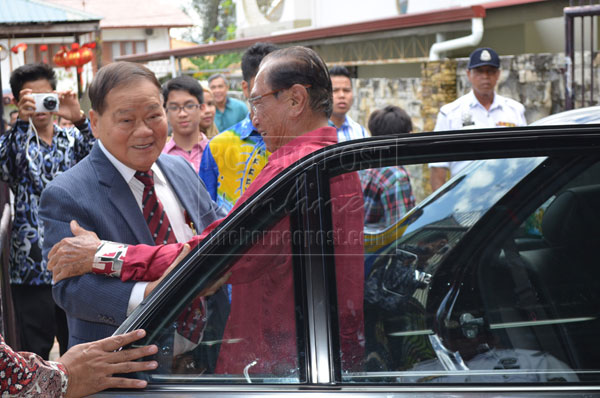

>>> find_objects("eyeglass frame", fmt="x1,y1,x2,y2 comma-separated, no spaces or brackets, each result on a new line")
165,103,202,113
248,84,311,114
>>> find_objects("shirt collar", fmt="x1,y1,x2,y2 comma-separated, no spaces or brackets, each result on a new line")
270,126,337,163
328,115,350,130
237,113,257,139
98,139,164,184
467,90,502,111
163,138,178,152
199,131,209,149
163,133,209,152
51,123,71,141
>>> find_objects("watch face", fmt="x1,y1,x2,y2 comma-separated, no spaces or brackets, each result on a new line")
257,0,284,22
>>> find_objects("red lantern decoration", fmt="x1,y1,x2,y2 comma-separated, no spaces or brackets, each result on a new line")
53,46,69,67
62,46,94,72
82,42,96,49
78,47,93,64
66,48,79,67
75,47,94,72
52,43,93,71
10,43,27,53
40,44,48,52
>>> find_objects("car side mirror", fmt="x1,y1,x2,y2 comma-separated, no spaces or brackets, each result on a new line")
382,249,431,297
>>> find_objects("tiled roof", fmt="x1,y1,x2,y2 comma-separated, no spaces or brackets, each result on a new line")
0,0,101,23
43,0,193,28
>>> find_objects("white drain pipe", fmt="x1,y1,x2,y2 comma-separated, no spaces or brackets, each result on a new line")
429,17,484,61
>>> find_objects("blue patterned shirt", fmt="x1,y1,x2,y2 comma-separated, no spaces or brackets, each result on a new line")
199,114,269,213
0,119,95,285
329,115,369,142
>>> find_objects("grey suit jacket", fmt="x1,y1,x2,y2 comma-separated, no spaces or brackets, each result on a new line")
40,143,225,347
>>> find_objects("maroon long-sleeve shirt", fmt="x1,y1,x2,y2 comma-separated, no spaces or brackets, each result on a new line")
116,126,365,374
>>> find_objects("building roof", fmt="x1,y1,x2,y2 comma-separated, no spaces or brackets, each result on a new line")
0,0,101,23
0,0,100,39
44,0,192,29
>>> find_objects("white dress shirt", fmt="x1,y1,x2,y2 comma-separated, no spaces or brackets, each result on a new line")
429,91,527,176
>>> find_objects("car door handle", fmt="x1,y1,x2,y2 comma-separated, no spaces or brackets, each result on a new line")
460,312,484,338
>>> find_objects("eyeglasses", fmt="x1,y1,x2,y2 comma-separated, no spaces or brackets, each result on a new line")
166,103,201,113
248,84,311,113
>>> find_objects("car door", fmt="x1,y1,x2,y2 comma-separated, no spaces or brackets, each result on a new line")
99,125,600,397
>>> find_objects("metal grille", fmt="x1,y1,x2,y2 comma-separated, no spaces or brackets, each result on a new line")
565,1,600,109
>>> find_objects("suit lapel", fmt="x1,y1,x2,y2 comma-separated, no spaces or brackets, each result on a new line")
90,144,154,245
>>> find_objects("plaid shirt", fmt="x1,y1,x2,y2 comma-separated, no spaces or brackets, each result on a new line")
359,166,415,228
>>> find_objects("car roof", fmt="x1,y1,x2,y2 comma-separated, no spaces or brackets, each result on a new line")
531,106,600,126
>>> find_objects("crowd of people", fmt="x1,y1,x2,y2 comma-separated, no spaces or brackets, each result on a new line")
0,44,527,396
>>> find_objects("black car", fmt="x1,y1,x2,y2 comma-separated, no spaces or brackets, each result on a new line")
98,124,600,396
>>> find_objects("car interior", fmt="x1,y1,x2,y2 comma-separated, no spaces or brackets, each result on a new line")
482,182,600,381
359,156,600,384
467,159,600,383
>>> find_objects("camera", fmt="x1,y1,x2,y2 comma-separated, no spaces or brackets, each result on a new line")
32,93,59,113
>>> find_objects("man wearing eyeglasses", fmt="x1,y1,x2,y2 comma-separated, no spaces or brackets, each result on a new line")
161,75,209,173
39,62,226,359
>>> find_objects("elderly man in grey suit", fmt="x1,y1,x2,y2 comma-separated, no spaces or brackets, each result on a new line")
39,63,227,368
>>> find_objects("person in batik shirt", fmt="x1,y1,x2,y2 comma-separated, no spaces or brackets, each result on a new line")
0,329,157,397
2,63,95,358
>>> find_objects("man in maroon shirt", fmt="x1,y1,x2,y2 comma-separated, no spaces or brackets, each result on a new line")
48,46,365,375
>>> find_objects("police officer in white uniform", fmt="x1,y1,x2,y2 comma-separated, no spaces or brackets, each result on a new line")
429,47,527,191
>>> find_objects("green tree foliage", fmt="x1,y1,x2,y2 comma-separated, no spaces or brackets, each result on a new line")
189,52,242,81
186,0,236,43
180,0,240,78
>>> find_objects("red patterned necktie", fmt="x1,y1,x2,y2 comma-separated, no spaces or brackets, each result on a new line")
135,170,207,343
135,170,177,245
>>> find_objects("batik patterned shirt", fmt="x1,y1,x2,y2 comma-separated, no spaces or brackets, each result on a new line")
0,119,94,285
199,114,269,213
359,166,416,228
0,334,68,397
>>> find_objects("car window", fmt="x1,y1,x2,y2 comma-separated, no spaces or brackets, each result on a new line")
134,183,305,385
334,155,600,384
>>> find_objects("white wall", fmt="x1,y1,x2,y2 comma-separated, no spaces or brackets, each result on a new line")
102,27,170,52
407,0,498,13
312,0,398,27
101,27,173,77
235,0,505,36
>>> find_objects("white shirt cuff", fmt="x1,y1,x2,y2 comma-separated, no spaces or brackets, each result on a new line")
127,282,149,316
